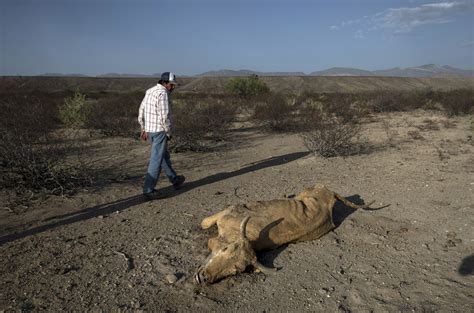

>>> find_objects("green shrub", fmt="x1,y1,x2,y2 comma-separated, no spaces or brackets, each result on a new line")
59,90,90,127
225,75,270,96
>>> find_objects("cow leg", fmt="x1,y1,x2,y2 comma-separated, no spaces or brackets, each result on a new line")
201,207,232,229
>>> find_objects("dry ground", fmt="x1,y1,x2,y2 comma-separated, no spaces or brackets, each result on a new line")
1,111,473,312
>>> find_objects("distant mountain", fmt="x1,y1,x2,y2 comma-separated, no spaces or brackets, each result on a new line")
309,67,373,76
198,69,260,77
40,73,88,77
261,72,306,76
97,73,156,78
373,64,473,77
198,69,306,77
33,64,472,78
197,64,472,78
310,64,473,78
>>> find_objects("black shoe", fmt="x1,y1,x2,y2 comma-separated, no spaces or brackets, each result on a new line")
143,189,162,201
172,175,185,190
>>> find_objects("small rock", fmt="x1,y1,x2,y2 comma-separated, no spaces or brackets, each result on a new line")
446,231,457,239
165,274,178,284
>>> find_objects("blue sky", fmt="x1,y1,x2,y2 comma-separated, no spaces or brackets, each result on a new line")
1,0,473,76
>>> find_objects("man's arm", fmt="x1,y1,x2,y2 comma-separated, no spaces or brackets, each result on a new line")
138,96,145,130
138,95,148,141
158,91,172,137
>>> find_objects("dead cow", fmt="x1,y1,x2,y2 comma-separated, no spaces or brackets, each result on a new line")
195,183,374,284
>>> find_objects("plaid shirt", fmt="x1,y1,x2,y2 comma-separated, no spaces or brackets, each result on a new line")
138,84,172,134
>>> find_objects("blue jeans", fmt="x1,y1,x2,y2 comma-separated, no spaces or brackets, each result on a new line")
143,131,177,194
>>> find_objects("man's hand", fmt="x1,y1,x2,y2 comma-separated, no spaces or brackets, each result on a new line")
140,130,148,141
166,134,172,141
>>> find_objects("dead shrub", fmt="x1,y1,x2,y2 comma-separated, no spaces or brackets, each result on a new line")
252,93,297,132
434,89,474,117
0,93,96,207
417,118,440,131
367,91,428,113
323,93,370,123
1,133,94,198
365,89,473,116
170,97,238,152
86,92,142,136
381,120,398,148
301,117,363,158
441,119,457,129
407,130,425,140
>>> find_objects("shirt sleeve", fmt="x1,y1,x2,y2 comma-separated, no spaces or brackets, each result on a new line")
158,91,172,135
138,95,146,129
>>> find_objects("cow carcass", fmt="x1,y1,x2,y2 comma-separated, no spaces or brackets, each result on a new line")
194,183,374,284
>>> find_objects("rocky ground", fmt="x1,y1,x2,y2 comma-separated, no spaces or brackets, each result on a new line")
1,111,473,312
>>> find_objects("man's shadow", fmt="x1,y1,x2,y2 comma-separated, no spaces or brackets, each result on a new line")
257,195,378,268
0,194,145,246
160,151,310,197
0,151,310,246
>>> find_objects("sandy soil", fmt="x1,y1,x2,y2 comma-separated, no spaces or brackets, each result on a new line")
1,111,473,312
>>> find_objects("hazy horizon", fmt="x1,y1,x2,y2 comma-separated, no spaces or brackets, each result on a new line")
1,0,473,76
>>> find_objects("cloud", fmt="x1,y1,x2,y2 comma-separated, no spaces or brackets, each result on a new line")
354,30,365,39
372,1,473,33
461,41,474,47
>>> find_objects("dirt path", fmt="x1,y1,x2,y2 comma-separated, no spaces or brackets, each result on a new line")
1,112,473,311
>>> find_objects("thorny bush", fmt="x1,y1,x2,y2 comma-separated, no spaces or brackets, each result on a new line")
252,93,297,132
86,91,142,136
301,117,363,158
433,89,474,117
170,96,239,152
0,92,96,207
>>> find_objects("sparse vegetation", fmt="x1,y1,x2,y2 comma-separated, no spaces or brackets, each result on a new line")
1,76,472,205
86,92,142,136
0,92,96,207
435,89,474,117
171,96,238,152
225,75,270,96
252,93,297,132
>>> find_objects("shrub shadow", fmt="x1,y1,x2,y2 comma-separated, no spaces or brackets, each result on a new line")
458,254,474,276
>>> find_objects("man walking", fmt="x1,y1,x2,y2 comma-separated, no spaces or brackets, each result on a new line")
138,72,185,199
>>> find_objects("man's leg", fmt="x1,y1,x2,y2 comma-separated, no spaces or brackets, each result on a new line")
143,132,167,194
162,141,185,189
161,143,177,181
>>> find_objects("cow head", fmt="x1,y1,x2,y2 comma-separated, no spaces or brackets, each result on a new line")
194,216,273,284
